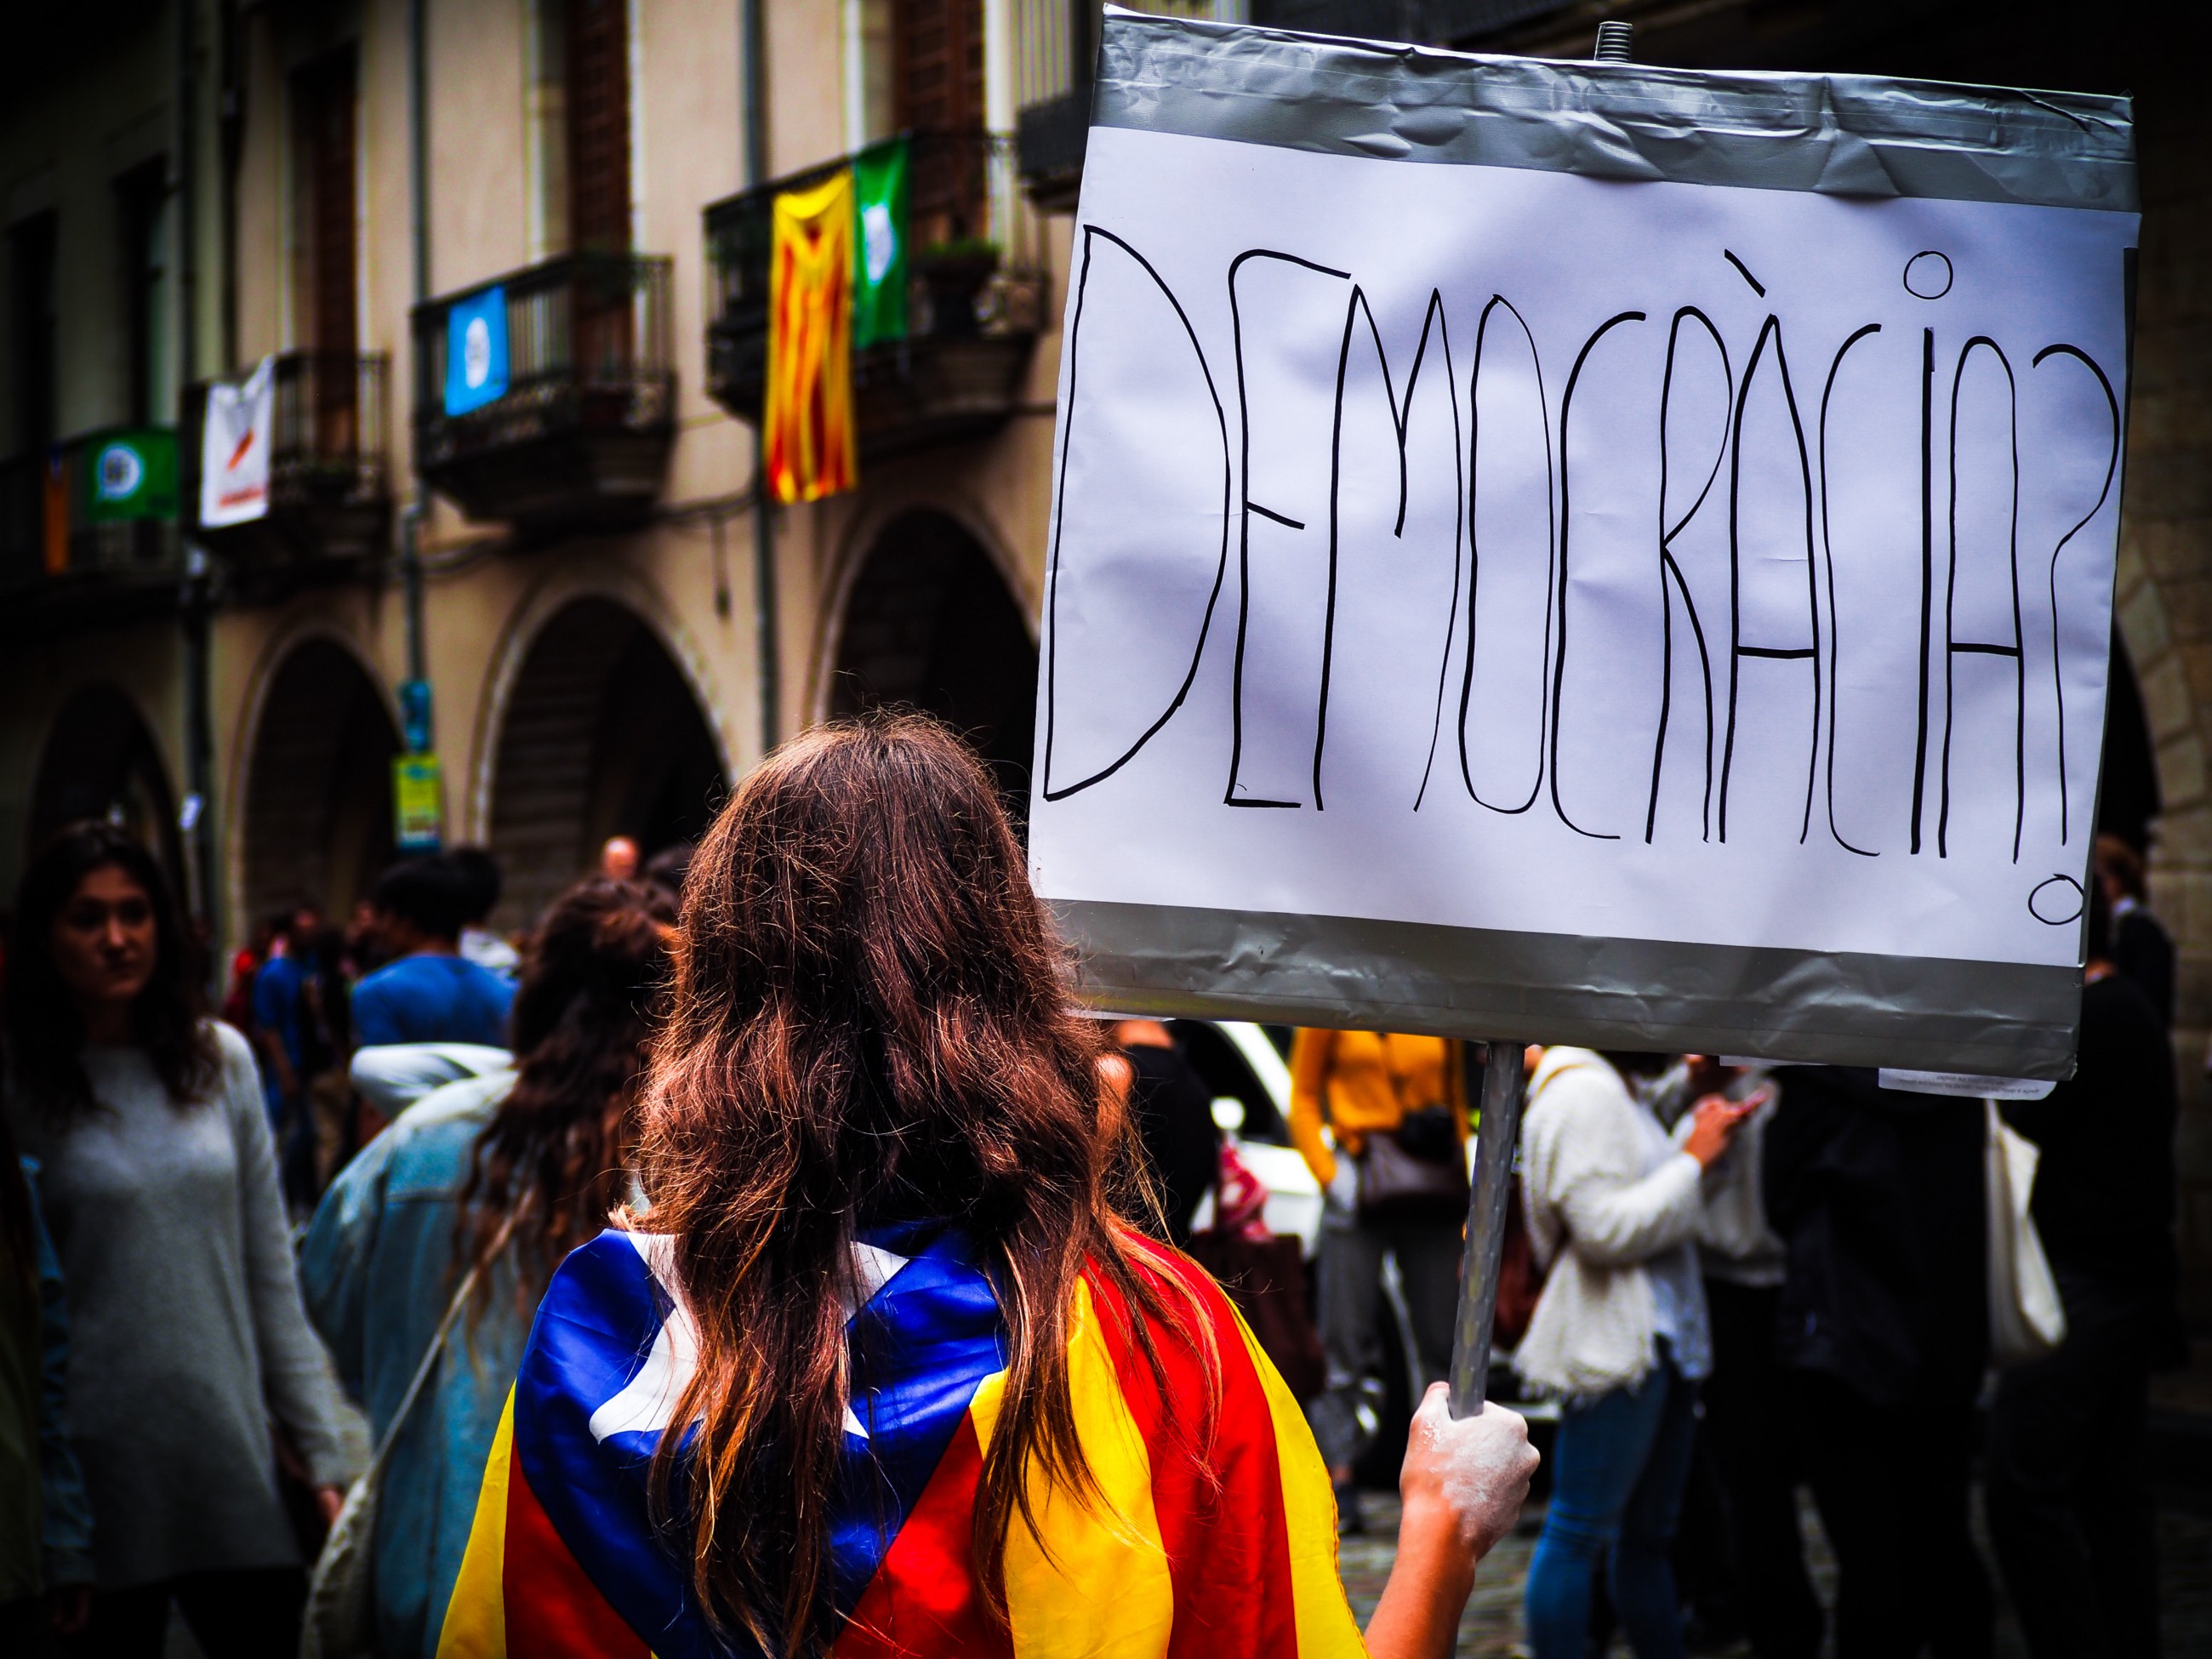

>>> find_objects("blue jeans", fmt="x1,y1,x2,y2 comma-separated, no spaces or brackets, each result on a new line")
1526,1350,1699,1659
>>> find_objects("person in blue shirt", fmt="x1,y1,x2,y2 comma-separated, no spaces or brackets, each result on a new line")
252,907,333,1211
249,910,316,1126
351,858,516,1050
299,876,675,1659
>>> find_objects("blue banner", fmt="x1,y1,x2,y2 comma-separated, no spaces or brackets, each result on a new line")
443,286,510,416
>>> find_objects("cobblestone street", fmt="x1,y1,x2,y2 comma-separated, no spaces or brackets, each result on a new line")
1337,1490,2212,1658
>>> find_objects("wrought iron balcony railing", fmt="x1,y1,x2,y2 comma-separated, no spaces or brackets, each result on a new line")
181,350,391,579
703,130,1046,460
411,251,676,530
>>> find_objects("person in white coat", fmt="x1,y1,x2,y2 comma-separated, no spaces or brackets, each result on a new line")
1515,1047,1751,1659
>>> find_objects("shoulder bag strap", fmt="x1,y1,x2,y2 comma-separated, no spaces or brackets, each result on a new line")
364,1206,526,1478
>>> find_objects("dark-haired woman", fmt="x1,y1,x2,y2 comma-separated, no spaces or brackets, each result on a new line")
3,823,348,1658
301,877,676,1659
438,716,1538,1659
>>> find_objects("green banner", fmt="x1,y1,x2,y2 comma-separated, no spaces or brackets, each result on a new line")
851,137,909,350
79,428,178,524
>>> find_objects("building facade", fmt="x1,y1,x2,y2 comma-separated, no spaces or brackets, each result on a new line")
3,0,2209,1324
1,0,1091,944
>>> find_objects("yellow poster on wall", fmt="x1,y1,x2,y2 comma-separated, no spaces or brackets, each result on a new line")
393,755,443,851
763,169,858,505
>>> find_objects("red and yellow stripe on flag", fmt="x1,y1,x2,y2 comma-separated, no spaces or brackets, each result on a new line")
763,169,858,505
436,1224,1366,1659
841,1251,1365,1659
438,1392,650,1659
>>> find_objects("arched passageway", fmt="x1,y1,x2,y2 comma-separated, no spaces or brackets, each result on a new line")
241,641,400,928
830,511,1038,812
489,599,727,932
29,685,183,887
2098,626,2160,855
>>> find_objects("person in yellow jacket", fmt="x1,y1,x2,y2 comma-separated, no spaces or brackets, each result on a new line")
1289,1029,1470,1532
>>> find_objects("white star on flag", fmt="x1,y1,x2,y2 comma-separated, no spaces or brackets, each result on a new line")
587,1233,911,1446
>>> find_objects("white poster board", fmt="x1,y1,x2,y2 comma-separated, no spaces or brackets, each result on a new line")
1029,16,2138,1078
200,355,275,528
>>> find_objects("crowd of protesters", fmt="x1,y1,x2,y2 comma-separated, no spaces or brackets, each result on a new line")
1295,846,2181,1659
0,715,2188,1659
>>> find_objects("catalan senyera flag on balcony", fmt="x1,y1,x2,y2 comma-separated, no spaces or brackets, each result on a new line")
764,169,858,504
435,1223,1365,1659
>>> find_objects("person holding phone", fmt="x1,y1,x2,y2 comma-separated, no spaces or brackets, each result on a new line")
1515,1048,1752,1659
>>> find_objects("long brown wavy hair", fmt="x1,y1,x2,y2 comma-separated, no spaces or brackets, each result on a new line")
637,714,1213,1655
5,820,219,1120
458,877,676,1290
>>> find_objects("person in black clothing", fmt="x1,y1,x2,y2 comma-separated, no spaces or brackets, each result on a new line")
2095,834,2175,1028
1763,1066,1991,1659
1985,878,2176,1659
1109,1018,1221,1245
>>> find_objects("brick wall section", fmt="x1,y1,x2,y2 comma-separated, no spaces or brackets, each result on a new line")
2116,96,2212,1324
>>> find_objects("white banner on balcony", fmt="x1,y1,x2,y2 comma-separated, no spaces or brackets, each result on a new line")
200,355,275,528
1028,14,2138,1075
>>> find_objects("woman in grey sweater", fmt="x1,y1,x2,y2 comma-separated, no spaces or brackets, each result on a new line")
5,823,347,1658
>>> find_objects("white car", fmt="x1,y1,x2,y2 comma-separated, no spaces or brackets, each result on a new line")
1171,1019,1326,1255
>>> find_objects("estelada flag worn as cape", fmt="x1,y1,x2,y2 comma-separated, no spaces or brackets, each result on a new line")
436,1219,1365,1658
762,169,858,505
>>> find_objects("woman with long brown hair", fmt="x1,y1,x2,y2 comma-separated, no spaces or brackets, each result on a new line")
3,822,348,1659
440,716,1536,1659
301,876,676,1659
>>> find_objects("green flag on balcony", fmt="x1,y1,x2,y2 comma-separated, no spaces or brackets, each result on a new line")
852,137,909,350
79,428,178,524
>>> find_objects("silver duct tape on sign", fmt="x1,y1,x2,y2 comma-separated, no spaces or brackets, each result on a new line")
1092,8,2135,213
1052,898,2084,1080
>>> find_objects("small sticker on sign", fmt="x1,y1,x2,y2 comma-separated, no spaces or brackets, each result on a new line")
1878,1069,2056,1100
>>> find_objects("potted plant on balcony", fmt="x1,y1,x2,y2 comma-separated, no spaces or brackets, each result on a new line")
914,239,1001,338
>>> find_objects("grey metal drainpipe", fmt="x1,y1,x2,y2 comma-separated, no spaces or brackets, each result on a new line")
402,0,431,704
178,0,223,955
742,0,780,760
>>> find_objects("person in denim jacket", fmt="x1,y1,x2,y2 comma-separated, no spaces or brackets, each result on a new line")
1,1143,94,1654
299,878,673,1659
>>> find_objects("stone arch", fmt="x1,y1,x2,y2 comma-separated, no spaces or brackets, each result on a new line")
239,638,402,928
812,489,1037,721
2112,559,2207,870
2100,626,2161,852
828,508,1039,812
467,569,736,845
28,684,184,887
487,596,728,932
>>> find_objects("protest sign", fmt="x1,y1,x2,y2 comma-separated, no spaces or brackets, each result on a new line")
1029,14,2138,1078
